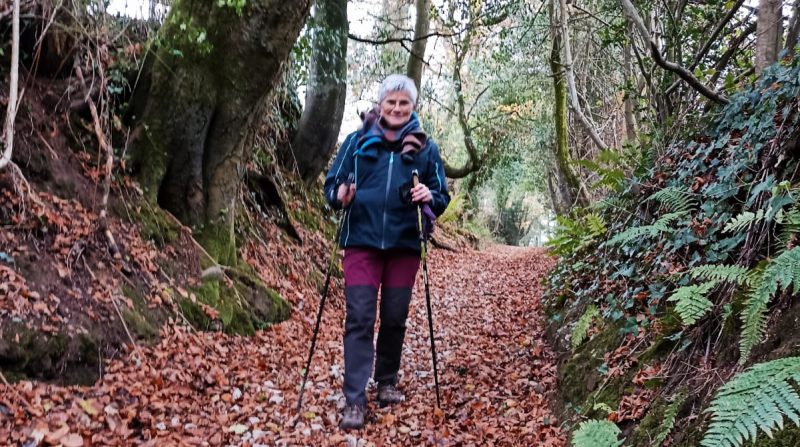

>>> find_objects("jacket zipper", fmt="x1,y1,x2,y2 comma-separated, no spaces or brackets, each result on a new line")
381,152,394,249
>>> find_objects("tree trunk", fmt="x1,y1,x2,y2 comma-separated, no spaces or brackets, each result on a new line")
755,0,782,75
292,0,348,182
132,0,310,265
406,0,430,91
550,0,588,210
785,1,800,53
623,39,638,143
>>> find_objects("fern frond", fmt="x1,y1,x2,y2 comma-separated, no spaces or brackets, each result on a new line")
607,211,688,246
724,209,766,234
690,264,754,286
701,357,800,447
668,281,718,325
591,197,632,213
647,186,696,213
572,419,623,447
776,207,800,251
739,247,800,363
585,213,607,238
653,393,686,446
572,305,599,350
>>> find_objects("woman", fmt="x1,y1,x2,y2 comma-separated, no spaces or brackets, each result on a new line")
324,74,450,430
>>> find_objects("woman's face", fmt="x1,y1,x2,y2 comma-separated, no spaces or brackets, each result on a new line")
380,91,414,128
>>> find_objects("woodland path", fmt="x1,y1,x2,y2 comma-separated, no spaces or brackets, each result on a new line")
2,246,564,446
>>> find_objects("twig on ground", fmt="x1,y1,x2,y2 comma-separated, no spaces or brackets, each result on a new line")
83,257,144,365
0,370,39,416
74,58,121,259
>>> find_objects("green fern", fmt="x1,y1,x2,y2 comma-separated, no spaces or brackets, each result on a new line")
690,264,754,286
647,186,696,213
572,419,623,447
739,247,800,363
668,281,718,325
585,213,607,238
591,197,632,213
607,211,688,246
701,357,800,447
653,393,686,446
572,305,599,350
724,209,766,233
776,207,800,250
547,213,607,256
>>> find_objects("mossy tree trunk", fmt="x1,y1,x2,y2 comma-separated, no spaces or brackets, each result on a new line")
291,0,348,182
132,0,311,264
549,0,587,213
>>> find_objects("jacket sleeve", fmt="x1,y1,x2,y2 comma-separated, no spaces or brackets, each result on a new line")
324,132,358,210
424,141,451,217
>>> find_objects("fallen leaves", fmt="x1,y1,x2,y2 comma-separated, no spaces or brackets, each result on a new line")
2,244,564,446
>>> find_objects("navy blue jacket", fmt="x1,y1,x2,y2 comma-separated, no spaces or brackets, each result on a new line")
324,130,450,252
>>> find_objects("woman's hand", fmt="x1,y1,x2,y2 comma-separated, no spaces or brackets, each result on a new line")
337,183,356,207
411,183,432,204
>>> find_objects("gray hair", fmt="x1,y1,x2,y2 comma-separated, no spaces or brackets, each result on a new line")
378,74,418,105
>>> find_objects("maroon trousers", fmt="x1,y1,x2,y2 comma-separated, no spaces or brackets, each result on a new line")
342,247,420,406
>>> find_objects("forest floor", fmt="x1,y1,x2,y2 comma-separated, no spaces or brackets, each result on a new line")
2,245,564,446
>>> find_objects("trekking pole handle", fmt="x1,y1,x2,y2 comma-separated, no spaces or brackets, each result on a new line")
412,169,420,187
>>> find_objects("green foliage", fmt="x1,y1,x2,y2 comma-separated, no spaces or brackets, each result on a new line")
690,264,754,286
606,211,687,246
654,393,686,446
162,9,213,57
547,213,607,256
572,305,599,350
668,281,717,325
724,210,766,234
701,357,800,447
776,206,800,250
217,0,246,15
740,248,800,363
571,419,623,447
574,150,628,192
647,186,697,214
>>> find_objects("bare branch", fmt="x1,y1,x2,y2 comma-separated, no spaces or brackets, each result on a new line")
709,21,757,86
620,0,729,104
75,57,121,259
0,0,20,171
560,0,608,149
348,30,458,45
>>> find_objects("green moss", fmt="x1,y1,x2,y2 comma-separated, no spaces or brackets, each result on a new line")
198,219,237,267
121,284,160,340
122,309,159,340
187,281,255,335
179,298,211,330
555,320,625,418
0,324,97,385
136,204,179,247
290,205,323,233
181,260,291,336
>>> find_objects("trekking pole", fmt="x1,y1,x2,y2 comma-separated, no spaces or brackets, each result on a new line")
412,170,442,409
296,173,353,417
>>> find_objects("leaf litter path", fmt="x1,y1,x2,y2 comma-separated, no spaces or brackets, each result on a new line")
1,245,563,446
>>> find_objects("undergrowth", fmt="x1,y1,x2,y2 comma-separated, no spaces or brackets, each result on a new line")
549,56,800,446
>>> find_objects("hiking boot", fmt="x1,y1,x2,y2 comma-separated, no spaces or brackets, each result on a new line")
340,404,366,430
377,384,405,407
